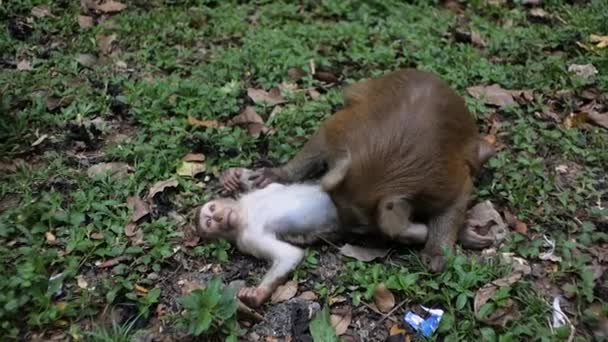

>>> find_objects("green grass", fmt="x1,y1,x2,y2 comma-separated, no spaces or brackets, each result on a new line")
1,0,607,340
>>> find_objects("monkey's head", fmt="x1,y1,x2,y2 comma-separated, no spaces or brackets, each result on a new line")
194,198,241,240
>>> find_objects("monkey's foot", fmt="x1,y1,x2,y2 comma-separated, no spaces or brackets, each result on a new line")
237,287,270,308
220,167,245,192
421,250,447,273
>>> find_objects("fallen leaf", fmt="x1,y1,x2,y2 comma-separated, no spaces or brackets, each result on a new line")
588,111,608,129
182,153,205,162
187,116,222,128
129,228,145,246
389,324,408,336
97,34,117,56
182,226,200,247
45,231,57,244
467,84,517,108
176,161,206,177
87,162,132,179
568,63,598,84
471,31,487,48
466,200,508,243
287,67,306,81
91,232,104,240
503,210,528,235
46,95,75,111
247,87,286,106
330,312,352,336
373,283,395,313
31,134,48,147
97,0,127,13
563,112,588,129
339,244,389,262
146,178,179,200
96,255,130,268
76,275,88,289
78,15,94,28
589,34,608,49
328,296,347,306
298,291,318,301
528,8,550,22
31,5,52,18
271,280,298,303
228,106,270,138
127,196,150,222
308,88,321,100
474,273,523,327
17,60,32,71
313,70,339,83
124,222,137,237
134,284,149,294
76,53,98,68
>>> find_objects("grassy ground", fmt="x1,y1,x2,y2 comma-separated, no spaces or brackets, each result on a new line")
1,0,607,341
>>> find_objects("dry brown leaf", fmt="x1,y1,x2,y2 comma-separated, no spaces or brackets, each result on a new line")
528,8,550,22
588,111,608,129
228,106,270,138
373,283,395,313
271,280,298,303
330,313,352,336
31,5,52,18
46,95,75,111
76,53,98,68
97,0,127,13
298,291,318,301
187,116,222,128
314,71,339,83
17,60,33,71
308,88,321,100
96,255,129,268
389,324,409,337
146,178,178,200
134,284,149,294
589,34,608,49
339,244,389,262
125,222,137,237
97,34,117,56
287,67,306,81
471,31,487,48
87,162,132,179
328,296,347,305
76,275,88,289
127,196,150,223
176,161,206,177
467,84,517,108
78,15,94,28
503,210,528,235
91,232,104,240
474,273,523,327
563,112,589,129
247,87,286,106
183,153,205,162
45,231,57,244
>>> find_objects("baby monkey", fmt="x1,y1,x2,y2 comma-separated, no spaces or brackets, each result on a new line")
194,168,349,307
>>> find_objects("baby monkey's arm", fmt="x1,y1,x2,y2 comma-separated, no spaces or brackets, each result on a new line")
237,233,304,308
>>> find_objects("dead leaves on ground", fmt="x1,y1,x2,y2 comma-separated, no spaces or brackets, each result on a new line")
474,270,527,327
467,84,533,108
270,280,298,303
373,283,396,313
247,87,286,106
338,243,389,262
81,0,127,14
228,106,271,138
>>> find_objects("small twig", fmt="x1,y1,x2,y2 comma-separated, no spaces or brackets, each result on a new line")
237,301,265,322
377,298,408,325
360,302,398,323
317,235,340,251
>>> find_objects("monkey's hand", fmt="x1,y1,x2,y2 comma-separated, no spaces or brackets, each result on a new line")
421,250,448,274
248,167,283,189
237,286,271,308
220,167,245,193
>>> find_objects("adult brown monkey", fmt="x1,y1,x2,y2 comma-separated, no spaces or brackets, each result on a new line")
223,68,495,272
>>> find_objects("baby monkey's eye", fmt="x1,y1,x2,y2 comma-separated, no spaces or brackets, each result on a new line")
206,219,212,227
210,204,215,212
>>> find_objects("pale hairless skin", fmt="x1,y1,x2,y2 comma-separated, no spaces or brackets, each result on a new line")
221,68,497,273
195,171,353,307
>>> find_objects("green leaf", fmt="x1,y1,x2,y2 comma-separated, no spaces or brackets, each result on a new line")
456,293,468,310
477,302,495,320
309,306,338,342
480,327,496,341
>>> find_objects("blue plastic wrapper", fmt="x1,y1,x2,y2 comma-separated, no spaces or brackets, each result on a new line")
403,306,444,337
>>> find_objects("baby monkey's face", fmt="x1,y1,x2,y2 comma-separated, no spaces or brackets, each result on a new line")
195,198,239,238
